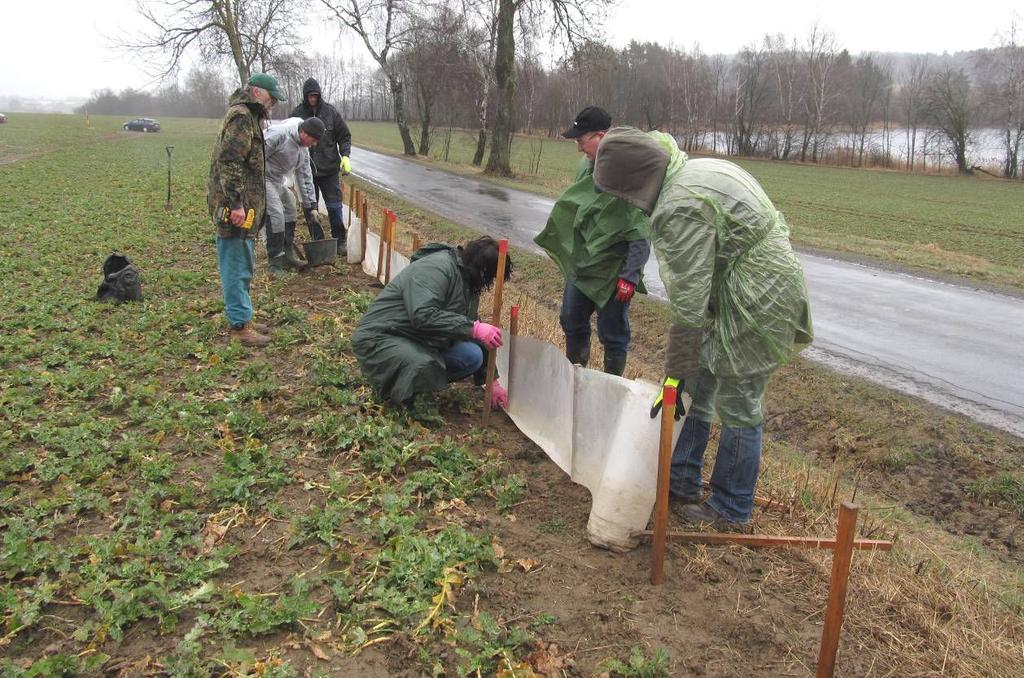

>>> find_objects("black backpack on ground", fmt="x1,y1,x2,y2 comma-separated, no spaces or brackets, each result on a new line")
97,253,142,303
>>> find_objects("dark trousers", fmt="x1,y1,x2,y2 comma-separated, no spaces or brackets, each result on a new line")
559,282,631,358
312,171,345,240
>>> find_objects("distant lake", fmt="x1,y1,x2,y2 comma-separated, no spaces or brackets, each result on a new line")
691,127,1014,171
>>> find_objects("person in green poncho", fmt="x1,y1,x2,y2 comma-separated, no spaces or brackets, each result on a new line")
593,127,813,528
352,236,512,407
534,107,651,376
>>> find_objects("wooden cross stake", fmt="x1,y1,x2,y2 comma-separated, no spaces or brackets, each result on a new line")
376,207,388,283
384,210,397,285
650,383,676,585
359,197,368,263
816,502,859,678
481,239,509,424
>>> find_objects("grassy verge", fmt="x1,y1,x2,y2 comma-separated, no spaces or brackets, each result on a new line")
349,120,1024,292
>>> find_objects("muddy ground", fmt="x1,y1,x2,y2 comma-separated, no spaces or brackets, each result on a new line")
159,257,876,676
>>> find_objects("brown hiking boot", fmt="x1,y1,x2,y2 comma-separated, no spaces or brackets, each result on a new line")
230,323,271,347
250,321,272,335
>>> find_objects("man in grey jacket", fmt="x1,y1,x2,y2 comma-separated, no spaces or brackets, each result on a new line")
263,116,325,275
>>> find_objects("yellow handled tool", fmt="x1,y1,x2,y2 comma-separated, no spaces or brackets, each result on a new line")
221,207,256,230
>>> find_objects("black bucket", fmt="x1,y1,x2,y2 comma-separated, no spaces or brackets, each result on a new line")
302,238,338,267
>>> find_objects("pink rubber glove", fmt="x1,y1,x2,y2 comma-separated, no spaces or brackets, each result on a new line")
471,320,503,349
491,380,508,410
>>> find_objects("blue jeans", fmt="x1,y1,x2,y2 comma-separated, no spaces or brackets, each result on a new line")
669,366,769,523
559,282,630,358
313,171,345,239
443,341,484,382
216,236,256,328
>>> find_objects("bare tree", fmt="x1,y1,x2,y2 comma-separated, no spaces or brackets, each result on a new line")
978,19,1024,177
763,34,803,160
484,0,610,176
926,67,974,174
732,42,773,156
398,6,471,155
707,54,728,153
846,54,892,166
127,0,301,87
799,24,842,162
320,0,419,155
898,56,930,170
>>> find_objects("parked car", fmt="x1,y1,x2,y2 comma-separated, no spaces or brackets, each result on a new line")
122,118,160,132
0,113,7,123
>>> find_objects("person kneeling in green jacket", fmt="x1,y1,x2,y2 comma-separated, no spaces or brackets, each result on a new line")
352,236,513,408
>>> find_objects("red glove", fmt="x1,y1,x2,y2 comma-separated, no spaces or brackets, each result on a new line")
472,320,503,349
615,278,636,303
491,380,508,409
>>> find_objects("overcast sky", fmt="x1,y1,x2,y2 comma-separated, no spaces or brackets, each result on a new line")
1,0,1020,99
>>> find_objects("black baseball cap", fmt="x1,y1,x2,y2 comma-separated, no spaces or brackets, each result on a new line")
561,106,612,139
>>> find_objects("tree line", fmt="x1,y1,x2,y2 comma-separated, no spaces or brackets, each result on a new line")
115,0,1023,178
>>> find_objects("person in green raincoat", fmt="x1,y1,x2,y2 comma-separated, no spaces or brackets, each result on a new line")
593,127,813,528
534,107,651,376
352,236,513,407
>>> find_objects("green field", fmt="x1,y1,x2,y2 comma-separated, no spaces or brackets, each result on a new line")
2,113,1023,675
350,121,1024,291
0,114,530,673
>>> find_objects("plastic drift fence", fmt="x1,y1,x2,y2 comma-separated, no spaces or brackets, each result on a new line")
346,224,681,551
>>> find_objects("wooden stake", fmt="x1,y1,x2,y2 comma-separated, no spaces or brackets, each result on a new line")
816,503,859,678
384,211,397,285
359,197,368,263
481,239,509,424
339,177,345,218
412,233,422,252
348,187,357,229
376,207,387,283
508,305,519,402
650,384,676,585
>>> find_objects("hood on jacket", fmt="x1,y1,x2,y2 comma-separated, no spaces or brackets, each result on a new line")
268,116,303,137
593,127,685,216
302,78,321,105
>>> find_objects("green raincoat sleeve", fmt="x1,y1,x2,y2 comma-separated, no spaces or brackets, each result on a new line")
534,158,651,306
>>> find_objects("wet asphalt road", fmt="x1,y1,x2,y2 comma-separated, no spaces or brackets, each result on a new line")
350,147,1024,437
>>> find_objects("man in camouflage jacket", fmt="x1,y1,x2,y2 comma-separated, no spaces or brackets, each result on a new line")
206,73,285,347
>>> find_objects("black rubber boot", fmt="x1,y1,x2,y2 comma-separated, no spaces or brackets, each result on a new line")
266,230,288,277
282,222,307,270
565,334,591,367
604,353,627,376
266,229,285,261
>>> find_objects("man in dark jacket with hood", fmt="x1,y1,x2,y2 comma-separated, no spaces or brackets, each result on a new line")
207,72,286,347
290,78,352,253
352,236,512,408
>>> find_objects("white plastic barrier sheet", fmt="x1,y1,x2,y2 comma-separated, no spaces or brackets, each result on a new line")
497,338,682,552
347,226,409,280
345,227,679,551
